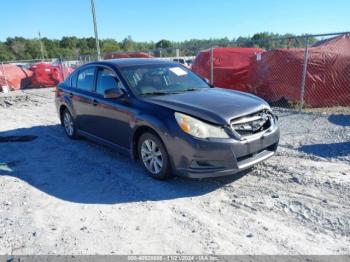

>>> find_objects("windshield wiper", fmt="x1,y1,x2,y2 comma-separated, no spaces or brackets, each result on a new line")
174,88,202,93
140,89,204,96
183,88,199,91
139,91,169,96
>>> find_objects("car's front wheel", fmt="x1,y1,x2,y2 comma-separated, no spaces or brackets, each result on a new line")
137,132,171,180
62,109,78,139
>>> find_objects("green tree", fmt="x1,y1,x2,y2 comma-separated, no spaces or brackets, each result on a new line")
0,43,15,61
0,32,325,61
60,36,78,49
121,36,135,51
26,39,44,59
101,39,120,53
6,37,29,59
156,39,172,49
86,37,97,49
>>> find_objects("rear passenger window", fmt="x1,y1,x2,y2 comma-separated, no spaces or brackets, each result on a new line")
70,71,78,88
77,68,95,91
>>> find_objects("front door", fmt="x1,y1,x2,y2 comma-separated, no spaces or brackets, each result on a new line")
88,66,133,149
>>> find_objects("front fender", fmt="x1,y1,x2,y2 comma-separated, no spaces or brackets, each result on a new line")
130,111,176,161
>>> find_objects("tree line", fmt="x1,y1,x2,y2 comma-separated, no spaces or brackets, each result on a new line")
0,32,317,61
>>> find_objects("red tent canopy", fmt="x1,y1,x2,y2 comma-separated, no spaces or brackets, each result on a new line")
248,34,350,107
0,64,33,90
192,47,264,92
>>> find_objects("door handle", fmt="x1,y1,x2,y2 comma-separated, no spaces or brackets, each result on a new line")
92,99,98,106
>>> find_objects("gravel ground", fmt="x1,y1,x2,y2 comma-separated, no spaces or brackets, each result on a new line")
0,88,349,255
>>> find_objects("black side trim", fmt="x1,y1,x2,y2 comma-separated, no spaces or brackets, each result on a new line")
77,129,131,156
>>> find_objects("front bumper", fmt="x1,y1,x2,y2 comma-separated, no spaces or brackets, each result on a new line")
168,124,280,179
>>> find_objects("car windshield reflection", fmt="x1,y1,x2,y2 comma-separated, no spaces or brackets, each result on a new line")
120,64,210,96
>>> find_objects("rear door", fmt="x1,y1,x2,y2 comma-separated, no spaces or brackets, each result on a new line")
71,66,97,132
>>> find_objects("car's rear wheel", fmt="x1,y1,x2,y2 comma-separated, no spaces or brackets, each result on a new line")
62,109,78,139
137,132,171,180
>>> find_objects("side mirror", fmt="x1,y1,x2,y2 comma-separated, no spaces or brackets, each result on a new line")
104,87,124,99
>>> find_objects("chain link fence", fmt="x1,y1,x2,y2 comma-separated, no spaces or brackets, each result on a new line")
77,32,350,112
1,32,349,113
0,58,80,91
191,32,350,112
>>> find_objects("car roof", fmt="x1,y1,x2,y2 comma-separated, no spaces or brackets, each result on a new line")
88,58,177,68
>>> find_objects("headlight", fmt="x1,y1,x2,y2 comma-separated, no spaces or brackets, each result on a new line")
174,112,229,139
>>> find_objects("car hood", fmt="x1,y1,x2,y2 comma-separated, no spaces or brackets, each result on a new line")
142,88,270,125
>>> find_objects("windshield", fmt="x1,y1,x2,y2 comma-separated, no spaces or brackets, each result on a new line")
119,64,210,96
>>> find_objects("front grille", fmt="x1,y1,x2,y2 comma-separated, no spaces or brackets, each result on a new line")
230,110,273,137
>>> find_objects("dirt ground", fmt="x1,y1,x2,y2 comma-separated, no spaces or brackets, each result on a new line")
0,88,349,255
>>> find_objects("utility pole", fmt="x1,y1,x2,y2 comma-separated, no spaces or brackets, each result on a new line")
299,37,309,113
210,47,214,85
91,0,101,60
38,32,45,60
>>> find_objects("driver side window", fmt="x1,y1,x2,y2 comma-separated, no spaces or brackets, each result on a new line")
77,67,95,91
95,68,121,95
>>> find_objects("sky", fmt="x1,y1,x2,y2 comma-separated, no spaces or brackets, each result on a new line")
0,0,349,42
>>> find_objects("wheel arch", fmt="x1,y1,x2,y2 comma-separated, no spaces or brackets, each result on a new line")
131,125,162,160
59,105,68,125
59,101,76,125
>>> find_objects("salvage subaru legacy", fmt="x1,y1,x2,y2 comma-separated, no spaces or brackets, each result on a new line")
55,58,279,179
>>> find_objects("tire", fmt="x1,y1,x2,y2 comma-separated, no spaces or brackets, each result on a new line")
62,109,78,139
137,132,172,180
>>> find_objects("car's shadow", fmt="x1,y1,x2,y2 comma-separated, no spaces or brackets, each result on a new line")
0,124,248,204
328,114,350,126
299,141,350,158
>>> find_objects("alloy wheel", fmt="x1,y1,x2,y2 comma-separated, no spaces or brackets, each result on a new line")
63,112,74,136
141,139,163,174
